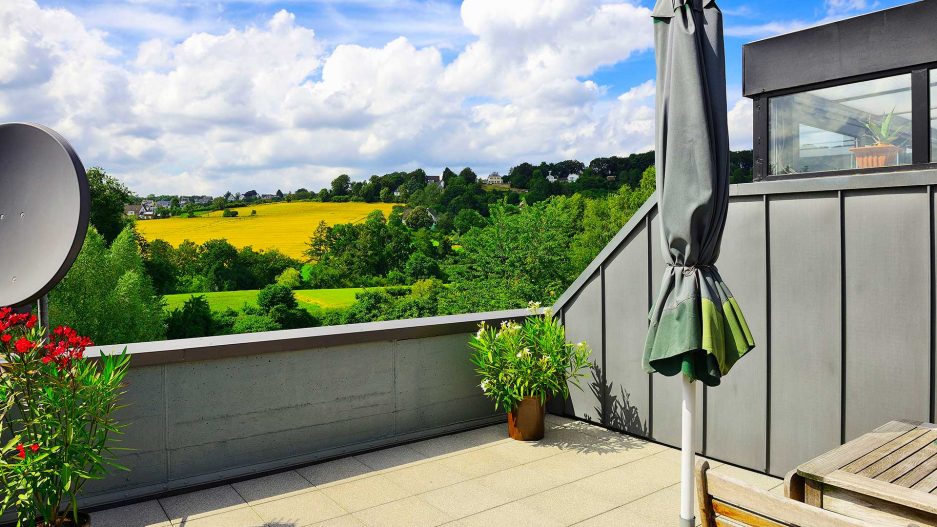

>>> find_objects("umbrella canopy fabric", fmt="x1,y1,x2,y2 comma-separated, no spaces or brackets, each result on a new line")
643,0,755,388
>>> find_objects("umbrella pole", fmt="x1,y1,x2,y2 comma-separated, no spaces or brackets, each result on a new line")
680,375,696,527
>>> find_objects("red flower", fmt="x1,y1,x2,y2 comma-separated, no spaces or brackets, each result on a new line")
1,334,10,344
30,443,39,453
16,444,25,459
14,337,33,354
25,315,36,329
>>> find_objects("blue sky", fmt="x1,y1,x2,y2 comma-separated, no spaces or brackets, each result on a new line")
0,0,915,194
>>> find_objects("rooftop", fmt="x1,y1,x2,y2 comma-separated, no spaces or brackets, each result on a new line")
90,416,780,527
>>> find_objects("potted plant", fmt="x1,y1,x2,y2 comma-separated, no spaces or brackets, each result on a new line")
469,302,591,441
0,307,130,527
850,108,907,169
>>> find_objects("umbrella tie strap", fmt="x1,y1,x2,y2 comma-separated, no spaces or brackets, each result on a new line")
668,264,713,277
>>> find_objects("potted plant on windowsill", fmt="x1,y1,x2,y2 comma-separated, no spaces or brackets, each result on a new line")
0,307,130,527
850,108,906,169
469,302,591,441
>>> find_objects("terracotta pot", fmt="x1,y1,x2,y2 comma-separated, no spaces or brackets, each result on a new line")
36,511,90,527
850,144,900,169
507,396,545,441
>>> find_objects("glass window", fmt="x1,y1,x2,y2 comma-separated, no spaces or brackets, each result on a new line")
931,70,936,163
769,74,913,175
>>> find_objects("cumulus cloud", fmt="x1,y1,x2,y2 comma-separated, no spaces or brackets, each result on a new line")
0,0,680,195
825,0,877,16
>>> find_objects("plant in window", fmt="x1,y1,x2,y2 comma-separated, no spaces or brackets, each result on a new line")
852,108,907,169
0,307,130,527
469,302,591,441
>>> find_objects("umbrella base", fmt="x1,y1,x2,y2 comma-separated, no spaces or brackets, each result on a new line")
680,517,695,527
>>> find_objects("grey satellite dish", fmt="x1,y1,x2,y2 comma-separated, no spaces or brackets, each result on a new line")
0,123,89,308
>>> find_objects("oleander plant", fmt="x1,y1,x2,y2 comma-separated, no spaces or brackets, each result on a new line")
469,302,592,413
0,307,130,527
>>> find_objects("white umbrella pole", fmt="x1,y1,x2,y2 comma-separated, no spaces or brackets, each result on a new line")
680,375,696,527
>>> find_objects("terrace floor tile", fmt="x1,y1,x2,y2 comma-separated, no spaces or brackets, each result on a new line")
93,416,780,527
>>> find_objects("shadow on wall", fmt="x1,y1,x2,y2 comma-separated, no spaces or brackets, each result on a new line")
590,363,648,437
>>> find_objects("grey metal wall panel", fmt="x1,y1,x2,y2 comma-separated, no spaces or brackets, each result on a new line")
768,193,842,477
395,333,500,434
705,197,768,470
604,225,651,436
563,271,605,424
844,189,931,440
648,212,704,450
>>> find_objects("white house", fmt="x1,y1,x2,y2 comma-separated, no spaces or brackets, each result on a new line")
485,172,503,185
567,174,580,183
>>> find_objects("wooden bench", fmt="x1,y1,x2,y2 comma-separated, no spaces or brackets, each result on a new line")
696,460,873,526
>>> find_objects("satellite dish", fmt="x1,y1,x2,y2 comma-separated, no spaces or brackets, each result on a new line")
0,123,89,308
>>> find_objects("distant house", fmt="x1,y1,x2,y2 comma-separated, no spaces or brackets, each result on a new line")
546,175,556,183
244,190,259,200
195,196,212,205
567,174,580,183
124,203,155,219
485,172,503,185
155,200,171,209
606,175,617,182
425,175,443,187
261,194,275,200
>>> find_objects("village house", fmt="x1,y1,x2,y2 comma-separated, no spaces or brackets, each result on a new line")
485,172,503,184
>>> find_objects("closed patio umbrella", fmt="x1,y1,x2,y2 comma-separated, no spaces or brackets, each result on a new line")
644,0,755,525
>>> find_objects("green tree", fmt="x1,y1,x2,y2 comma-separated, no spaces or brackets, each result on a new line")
166,295,215,339
458,167,478,184
200,239,239,291
142,239,178,294
50,226,165,345
331,174,351,196
441,198,583,313
404,252,441,281
453,209,487,234
257,283,298,311
275,267,302,289
86,167,133,245
405,206,434,229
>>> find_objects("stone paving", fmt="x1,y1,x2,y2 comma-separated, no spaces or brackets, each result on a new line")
91,415,781,527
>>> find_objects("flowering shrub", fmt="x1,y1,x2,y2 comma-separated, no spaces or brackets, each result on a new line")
469,302,592,412
0,306,130,526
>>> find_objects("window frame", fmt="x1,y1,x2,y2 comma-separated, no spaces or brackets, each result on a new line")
753,63,935,181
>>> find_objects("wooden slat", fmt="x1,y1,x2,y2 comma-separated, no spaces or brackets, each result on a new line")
912,467,937,493
699,460,717,527
716,517,756,527
799,421,919,479
825,469,937,515
841,427,930,474
784,470,805,502
858,429,937,478
881,443,937,485
705,469,873,527
824,486,937,527
713,500,788,527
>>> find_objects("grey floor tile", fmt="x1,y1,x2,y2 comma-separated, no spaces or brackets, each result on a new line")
170,507,265,527
160,485,248,522
420,479,514,519
309,515,366,527
233,470,317,504
251,490,346,526
91,500,171,527
353,495,451,527
354,445,426,471
319,474,411,513
298,457,373,487
381,458,471,494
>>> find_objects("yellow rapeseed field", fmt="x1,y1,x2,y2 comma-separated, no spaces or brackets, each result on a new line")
135,201,398,259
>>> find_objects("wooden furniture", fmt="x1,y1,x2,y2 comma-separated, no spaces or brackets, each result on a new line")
789,420,937,526
696,460,870,526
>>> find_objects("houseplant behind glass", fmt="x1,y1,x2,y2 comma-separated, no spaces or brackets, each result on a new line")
469,302,591,441
850,108,907,169
0,307,130,527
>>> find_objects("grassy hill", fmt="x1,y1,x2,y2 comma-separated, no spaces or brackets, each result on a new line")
136,201,398,259
163,287,367,313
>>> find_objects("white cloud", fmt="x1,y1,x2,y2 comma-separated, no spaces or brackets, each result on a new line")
825,0,877,16
0,0,691,195
727,97,753,150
